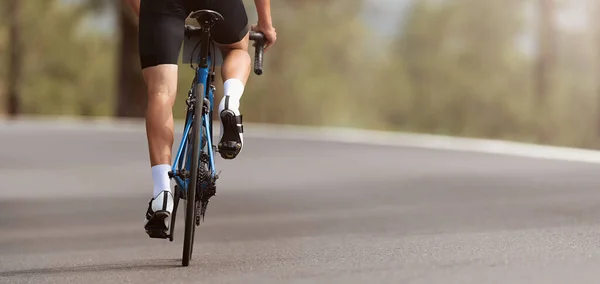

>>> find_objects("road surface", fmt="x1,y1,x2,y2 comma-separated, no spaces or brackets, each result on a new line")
1,121,600,284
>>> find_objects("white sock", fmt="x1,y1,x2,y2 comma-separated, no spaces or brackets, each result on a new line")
219,79,245,143
218,78,244,116
151,164,171,198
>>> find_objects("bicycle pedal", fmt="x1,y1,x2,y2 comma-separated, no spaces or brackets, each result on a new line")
220,150,239,159
146,229,170,239
145,211,171,239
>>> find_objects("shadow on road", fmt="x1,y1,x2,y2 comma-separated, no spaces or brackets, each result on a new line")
0,259,184,278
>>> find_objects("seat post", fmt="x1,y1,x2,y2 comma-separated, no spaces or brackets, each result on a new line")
189,10,224,69
197,24,211,69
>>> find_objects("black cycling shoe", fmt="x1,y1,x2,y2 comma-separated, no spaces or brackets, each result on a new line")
144,191,173,239
218,109,243,160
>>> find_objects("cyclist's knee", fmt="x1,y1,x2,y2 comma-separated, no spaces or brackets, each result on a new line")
142,64,179,106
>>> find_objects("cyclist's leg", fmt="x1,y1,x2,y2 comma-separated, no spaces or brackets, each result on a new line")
215,35,251,160
207,0,251,160
139,0,187,235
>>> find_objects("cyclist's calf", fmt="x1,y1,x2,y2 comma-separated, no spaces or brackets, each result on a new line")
216,33,252,85
142,64,180,166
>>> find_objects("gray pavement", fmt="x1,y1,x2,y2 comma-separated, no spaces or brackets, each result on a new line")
2,122,600,283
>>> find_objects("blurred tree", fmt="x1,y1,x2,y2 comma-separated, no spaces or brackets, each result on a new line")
116,1,146,118
6,0,22,118
82,0,145,118
536,0,556,106
596,0,600,138
14,0,116,116
0,4,5,113
545,0,598,147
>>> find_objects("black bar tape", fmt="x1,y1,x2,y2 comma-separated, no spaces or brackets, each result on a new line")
249,32,265,75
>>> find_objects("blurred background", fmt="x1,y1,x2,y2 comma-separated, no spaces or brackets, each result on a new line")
1,0,599,149
5,2,600,280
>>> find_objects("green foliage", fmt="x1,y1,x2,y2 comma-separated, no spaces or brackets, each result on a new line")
0,0,116,116
2,0,600,150
394,0,534,137
385,0,600,148
240,0,378,128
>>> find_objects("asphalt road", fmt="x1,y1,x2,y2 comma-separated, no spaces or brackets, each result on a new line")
2,121,600,284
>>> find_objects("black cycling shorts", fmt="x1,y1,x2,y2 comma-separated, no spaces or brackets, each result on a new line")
138,0,249,69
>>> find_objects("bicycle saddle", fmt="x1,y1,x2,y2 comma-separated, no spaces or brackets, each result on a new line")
189,9,225,24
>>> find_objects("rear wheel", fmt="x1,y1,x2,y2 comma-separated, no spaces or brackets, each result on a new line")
182,83,204,267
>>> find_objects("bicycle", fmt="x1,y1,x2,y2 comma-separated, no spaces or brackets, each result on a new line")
149,9,265,267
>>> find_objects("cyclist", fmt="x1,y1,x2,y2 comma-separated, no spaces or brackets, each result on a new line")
123,0,277,238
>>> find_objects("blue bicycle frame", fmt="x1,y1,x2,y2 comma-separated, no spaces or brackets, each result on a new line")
171,55,217,197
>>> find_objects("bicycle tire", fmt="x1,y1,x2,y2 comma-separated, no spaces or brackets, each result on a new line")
182,82,204,267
